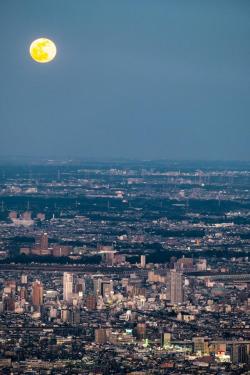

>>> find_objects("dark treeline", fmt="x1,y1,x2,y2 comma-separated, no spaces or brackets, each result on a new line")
2,248,249,266
1,194,250,218
0,254,102,265
128,249,250,264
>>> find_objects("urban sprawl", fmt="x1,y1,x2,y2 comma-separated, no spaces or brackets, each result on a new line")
0,161,249,374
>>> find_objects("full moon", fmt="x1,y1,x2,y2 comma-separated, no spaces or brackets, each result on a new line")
29,38,57,63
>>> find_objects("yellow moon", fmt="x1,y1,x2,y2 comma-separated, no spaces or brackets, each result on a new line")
29,38,57,63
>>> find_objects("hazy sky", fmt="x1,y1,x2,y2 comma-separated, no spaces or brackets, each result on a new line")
1,0,250,160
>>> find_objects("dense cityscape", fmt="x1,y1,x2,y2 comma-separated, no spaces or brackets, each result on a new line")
2,0,250,372
0,160,249,374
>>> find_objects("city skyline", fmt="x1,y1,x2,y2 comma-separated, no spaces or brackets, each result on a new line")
0,161,249,372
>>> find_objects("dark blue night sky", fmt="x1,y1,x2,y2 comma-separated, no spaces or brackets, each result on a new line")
1,0,250,160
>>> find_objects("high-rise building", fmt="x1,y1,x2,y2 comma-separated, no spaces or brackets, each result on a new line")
33,233,50,256
231,344,249,364
95,328,107,344
170,269,184,304
238,344,248,364
93,278,102,296
136,322,146,339
103,251,115,265
192,337,208,355
140,255,146,268
71,308,81,324
35,232,48,250
21,274,27,284
160,332,172,347
63,272,73,302
20,287,27,301
85,295,97,310
4,296,15,312
40,233,49,250
32,280,43,308
101,280,113,298
61,307,69,322
75,278,85,298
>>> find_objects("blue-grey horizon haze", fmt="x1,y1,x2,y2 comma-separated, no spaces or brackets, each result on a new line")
0,0,250,161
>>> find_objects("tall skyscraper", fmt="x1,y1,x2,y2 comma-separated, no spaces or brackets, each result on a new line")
20,287,27,301
170,269,184,304
76,278,84,297
35,232,48,250
192,337,208,355
32,280,43,308
21,274,27,284
34,232,50,256
95,328,107,344
101,280,113,298
140,255,146,268
85,295,97,310
136,322,146,339
40,232,49,250
93,278,102,296
63,272,73,302
237,344,248,364
160,332,171,347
